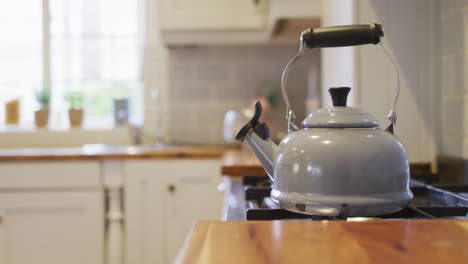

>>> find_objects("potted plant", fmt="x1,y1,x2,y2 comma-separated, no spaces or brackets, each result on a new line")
65,91,84,128
34,86,51,128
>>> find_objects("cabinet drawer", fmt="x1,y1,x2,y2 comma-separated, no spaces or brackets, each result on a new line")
125,159,221,178
0,161,101,189
0,191,104,264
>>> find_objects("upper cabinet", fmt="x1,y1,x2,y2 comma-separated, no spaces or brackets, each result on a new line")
159,0,322,45
159,0,267,31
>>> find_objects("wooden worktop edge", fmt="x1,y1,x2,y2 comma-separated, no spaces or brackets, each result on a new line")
0,147,224,161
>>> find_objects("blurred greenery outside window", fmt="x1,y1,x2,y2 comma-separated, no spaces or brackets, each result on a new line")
0,0,145,130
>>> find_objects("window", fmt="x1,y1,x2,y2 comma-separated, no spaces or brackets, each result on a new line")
0,0,145,130
0,0,42,128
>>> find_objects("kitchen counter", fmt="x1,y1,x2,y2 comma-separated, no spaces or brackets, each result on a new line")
176,220,468,263
222,148,267,176
221,149,432,177
0,144,224,161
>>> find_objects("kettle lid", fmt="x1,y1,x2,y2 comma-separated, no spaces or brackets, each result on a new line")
302,87,380,128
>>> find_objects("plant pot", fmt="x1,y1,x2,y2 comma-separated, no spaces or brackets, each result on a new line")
68,108,83,128
5,99,20,125
34,108,49,128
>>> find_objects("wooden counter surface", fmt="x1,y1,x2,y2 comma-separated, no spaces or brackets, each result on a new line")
221,149,431,177
221,148,267,176
176,220,468,264
0,144,223,161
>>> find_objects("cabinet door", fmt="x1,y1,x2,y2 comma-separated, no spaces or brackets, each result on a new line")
0,192,104,264
164,173,223,263
125,159,223,264
125,166,165,264
159,0,267,30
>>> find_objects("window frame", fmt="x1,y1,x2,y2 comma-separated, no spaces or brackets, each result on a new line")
0,0,145,147
42,0,144,131
42,0,51,88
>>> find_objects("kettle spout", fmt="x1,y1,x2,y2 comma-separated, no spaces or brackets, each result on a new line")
234,101,277,181
245,131,277,180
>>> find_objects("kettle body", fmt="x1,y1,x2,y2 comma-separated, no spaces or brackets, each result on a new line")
271,127,412,216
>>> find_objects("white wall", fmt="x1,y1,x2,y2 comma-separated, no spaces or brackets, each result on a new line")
356,0,440,164
320,0,356,107
322,0,440,163
141,0,168,143
439,0,468,159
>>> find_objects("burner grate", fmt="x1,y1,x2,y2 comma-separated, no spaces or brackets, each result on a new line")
241,176,468,221
246,204,468,221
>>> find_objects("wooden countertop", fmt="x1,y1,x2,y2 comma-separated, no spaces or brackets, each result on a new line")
221,149,432,177
222,148,267,176
0,144,224,161
176,220,468,264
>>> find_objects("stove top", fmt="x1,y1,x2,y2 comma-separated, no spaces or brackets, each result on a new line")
225,176,468,221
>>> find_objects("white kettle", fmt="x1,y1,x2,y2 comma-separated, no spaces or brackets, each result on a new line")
235,24,412,217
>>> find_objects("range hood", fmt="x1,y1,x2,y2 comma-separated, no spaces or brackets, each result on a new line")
267,0,321,43
160,0,322,46
269,18,321,43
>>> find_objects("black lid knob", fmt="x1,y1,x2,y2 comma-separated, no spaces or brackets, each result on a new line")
329,87,351,107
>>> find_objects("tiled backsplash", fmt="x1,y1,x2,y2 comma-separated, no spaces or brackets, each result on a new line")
440,1,468,159
165,45,320,145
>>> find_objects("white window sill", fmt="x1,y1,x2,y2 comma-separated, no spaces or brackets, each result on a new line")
0,126,132,149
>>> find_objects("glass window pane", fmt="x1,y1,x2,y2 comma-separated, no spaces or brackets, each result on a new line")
0,0,143,130
50,0,139,37
0,0,42,127
50,0,83,36
51,39,84,81
51,38,141,81
49,0,144,130
101,0,139,36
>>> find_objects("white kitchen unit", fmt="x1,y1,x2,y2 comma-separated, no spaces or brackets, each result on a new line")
0,161,104,264
159,0,267,31
158,0,321,45
125,159,224,264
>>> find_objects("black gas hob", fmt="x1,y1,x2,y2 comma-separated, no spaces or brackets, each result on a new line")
224,176,468,221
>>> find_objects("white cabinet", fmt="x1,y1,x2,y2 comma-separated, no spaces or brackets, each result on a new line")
158,0,269,45
0,161,104,264
0,158,223,264
0,161,101,189
125,159,223,264
164,172,223,261
159,0,267,31
0,192,104,264
157,0,322,45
